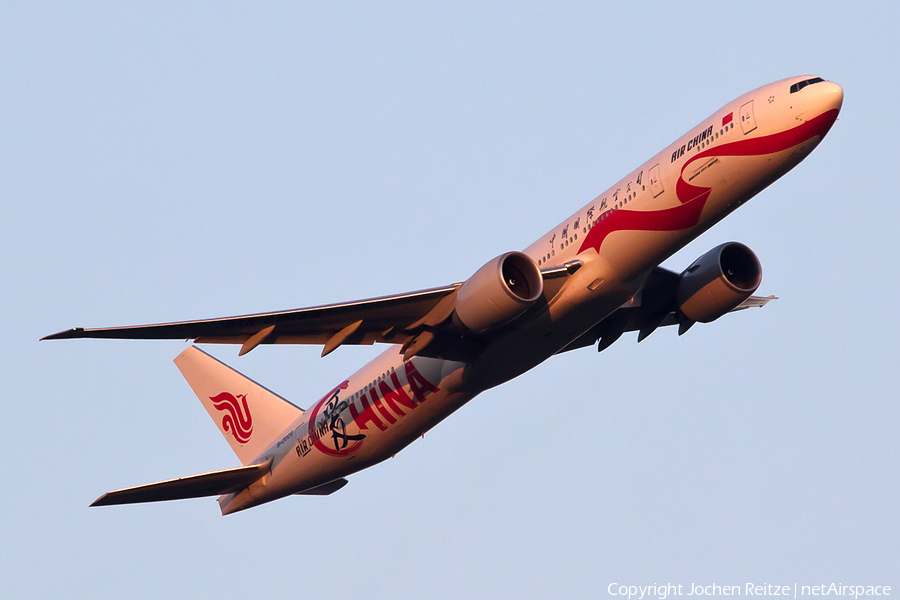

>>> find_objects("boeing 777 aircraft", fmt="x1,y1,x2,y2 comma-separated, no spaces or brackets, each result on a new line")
44,76,843,514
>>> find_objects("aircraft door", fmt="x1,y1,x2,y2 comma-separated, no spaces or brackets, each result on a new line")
740,100,757,134
648,164,664,197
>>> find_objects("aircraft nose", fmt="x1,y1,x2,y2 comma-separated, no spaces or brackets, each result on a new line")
792,78,843,139
804,79,844,116
819,81,844,114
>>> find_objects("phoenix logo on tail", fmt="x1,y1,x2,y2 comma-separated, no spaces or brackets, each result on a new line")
209,392,253,444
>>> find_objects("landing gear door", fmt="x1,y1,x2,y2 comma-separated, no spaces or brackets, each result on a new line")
648,164,664,198
740,100,757,134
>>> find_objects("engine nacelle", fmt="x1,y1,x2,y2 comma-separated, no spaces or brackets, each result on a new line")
676,242,762,323
454,251,544,334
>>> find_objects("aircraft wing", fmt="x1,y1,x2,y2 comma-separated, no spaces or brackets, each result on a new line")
42,263,766,359
560,267,777,353
42,262,583,361
43,284,461,356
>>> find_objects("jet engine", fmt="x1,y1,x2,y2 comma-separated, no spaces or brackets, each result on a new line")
676,242,762,323
453,251,544,334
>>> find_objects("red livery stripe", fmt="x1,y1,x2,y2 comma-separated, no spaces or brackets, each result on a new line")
577,108,839,255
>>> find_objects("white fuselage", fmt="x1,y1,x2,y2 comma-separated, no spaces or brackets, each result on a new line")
220,76,843,514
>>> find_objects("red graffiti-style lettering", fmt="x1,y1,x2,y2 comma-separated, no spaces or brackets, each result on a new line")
379,373,417,416
349,365,439,431
349,389,387,431
369,386,398,424
405,362,439,402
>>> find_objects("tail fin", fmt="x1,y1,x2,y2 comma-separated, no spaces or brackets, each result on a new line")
174,346,303,465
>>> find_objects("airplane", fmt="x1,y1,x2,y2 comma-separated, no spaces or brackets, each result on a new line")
43,75,843,515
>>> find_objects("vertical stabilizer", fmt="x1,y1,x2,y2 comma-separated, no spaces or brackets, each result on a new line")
174,346,303,465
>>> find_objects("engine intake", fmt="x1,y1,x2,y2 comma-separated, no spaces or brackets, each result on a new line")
676,242,762,323
454,252,544,333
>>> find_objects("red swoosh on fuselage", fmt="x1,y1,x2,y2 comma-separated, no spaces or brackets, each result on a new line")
577,108,839,254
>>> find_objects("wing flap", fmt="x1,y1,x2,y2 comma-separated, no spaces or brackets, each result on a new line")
730,294,777,310
90,461,271,507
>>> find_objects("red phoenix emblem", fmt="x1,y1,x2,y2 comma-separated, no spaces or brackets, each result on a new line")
209,392,253,444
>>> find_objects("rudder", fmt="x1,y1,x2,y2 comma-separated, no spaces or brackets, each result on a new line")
174,346,303,465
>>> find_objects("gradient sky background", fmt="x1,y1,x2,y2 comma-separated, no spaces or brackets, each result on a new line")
3,2,898,598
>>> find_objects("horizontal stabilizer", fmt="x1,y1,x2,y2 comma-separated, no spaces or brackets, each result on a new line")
91,461,270,507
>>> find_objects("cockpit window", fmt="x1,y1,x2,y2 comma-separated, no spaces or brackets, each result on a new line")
790,77,825,94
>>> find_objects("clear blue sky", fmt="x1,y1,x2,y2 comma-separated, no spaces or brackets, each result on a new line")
3,2,897,598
